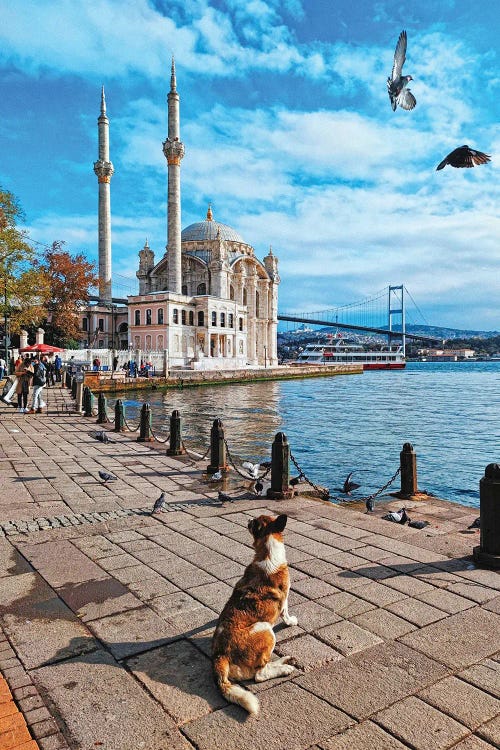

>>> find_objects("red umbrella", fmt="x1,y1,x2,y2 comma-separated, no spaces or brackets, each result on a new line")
19,343,64,354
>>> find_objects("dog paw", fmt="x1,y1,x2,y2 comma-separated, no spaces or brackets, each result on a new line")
280,664,295,676
285,615,298,627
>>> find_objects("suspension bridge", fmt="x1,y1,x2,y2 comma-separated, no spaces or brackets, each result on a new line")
278,285,440,347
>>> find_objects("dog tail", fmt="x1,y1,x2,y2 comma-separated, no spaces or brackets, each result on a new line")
213,655,259,715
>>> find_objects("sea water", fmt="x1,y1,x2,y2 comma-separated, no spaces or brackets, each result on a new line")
113,361,500,508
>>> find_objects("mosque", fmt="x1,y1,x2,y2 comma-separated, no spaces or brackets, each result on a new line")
81,60,280,370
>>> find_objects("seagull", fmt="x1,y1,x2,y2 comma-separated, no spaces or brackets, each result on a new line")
152,492,166,513
218,491,234,503
209,470,223,481
342,472,361,495
387,30,416,112
98,470,117,482
366,497,375,513
436,146,491,171
254,479,264,496
408,519,430,529
383,507,409,524
468,517,480,529
242,461,260,478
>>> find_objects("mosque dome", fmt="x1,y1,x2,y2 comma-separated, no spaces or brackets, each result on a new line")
181,205,244,244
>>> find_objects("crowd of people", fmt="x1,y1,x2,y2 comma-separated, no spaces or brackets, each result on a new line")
0,352,60,413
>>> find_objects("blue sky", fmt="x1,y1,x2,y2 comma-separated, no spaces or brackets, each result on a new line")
1,0,499,329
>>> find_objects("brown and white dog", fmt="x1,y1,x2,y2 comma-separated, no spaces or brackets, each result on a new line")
212,513,297,715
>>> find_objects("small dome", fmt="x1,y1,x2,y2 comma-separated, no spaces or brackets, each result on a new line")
182,220,244,243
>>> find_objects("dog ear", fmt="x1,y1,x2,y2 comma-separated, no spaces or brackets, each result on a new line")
248,518,264,538
272,514,288,533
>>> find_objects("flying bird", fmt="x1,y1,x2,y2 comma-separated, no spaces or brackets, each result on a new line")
152,492,166,513
436,146,491,171
342,472,361,495
366,497,375,513
254,479,264,496
468,517,480,529
387,30,416,112
98,470,117,482
209,470,223,481
242,461,260,478
218,491,234,503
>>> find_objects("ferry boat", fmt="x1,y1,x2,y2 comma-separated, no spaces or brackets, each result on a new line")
293,337,406,370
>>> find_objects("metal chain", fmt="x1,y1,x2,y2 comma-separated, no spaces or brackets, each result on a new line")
330,466,401,504
123,416,141,432
181,440,211,460
290,451,330,500
223,438,271,481
149,428,170,444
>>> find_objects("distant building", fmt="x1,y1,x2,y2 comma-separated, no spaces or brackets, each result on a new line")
80,60,279,369
418,348,476,360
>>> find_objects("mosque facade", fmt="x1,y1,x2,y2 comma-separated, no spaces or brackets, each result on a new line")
82,61,280,370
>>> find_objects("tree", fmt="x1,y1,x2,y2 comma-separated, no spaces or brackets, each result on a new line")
0,188,49,339
38,242,98,346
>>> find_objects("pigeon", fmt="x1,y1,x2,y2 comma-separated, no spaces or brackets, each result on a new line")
408,519,430,529
387,30,416,112
254,479,264,496
259,460,272,470
468,517,480,529
342,472,361,495
93,430,113,443
152,492,166,513
242,461,260,478
383,507,409,524
290,474,304,487
98,470,117,482
366,497,375,513
218,491,234,503
209,470,223,481
436,146,491,171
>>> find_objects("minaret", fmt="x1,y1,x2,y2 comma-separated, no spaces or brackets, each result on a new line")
162,57,185,294
93,87,114,303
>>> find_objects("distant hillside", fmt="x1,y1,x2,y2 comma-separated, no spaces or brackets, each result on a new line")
279,324,499,340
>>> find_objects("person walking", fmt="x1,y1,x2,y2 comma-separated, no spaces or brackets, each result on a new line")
28,355,47,414
0,356,6,381
1,355,22,406
15,356,33,413
54,354,62,382
43,355,55,386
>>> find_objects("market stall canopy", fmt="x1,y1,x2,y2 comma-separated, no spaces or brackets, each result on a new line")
19,343,64,353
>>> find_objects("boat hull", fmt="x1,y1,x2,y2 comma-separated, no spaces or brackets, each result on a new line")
364,362,406,370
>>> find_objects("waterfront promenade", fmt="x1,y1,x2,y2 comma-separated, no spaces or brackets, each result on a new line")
0,389,499,750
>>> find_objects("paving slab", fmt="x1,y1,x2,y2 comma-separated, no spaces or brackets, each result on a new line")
182,682,354,750
86,606,177,659
375,695,471,749
316,620,383,656
127,640,227,723
477,715,500,747
32,649,190,750
296,641,449,720
317,720,410,749
400,607,500,670
275,634,343,671
419,676,500,729
351,607,417,639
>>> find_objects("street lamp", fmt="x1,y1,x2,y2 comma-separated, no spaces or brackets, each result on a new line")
264,345,267,369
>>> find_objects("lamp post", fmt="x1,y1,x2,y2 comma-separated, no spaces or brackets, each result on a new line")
3,277,9,375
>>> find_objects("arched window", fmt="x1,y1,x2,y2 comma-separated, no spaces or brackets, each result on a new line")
220,312,226,327
239,317,243,331
82,318,88,331
157,308,164,324
172,308,179,324
229,313,234,328
189,310,194,326
146,309,152,325
197,311,204,326
197,282,206,295
157,335,164,350
211,311,217,326
145,335,152,350
255,292,260,317
134,310,140,326
181,309,186,325
243,288,247,306
230,285,235,300
182,284,188,296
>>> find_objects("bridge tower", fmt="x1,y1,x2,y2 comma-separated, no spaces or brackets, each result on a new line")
388,285,405,355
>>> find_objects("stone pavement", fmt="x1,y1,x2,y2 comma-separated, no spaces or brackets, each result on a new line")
0,388,499,750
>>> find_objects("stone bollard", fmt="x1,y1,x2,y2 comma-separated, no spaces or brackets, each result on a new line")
137,403,153,442
65,370,72,389
400,442,418,497
83,387,94,418
75,381,84,414
207,418,229,475
167,409,186,456
267,432,294,499
473,464,500,569
114,399,126,432
71,376,77,399
96,392,109,424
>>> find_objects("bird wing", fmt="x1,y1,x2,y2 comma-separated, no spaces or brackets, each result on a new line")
396,88,416,111
391,30,407,82
470,149,491,166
